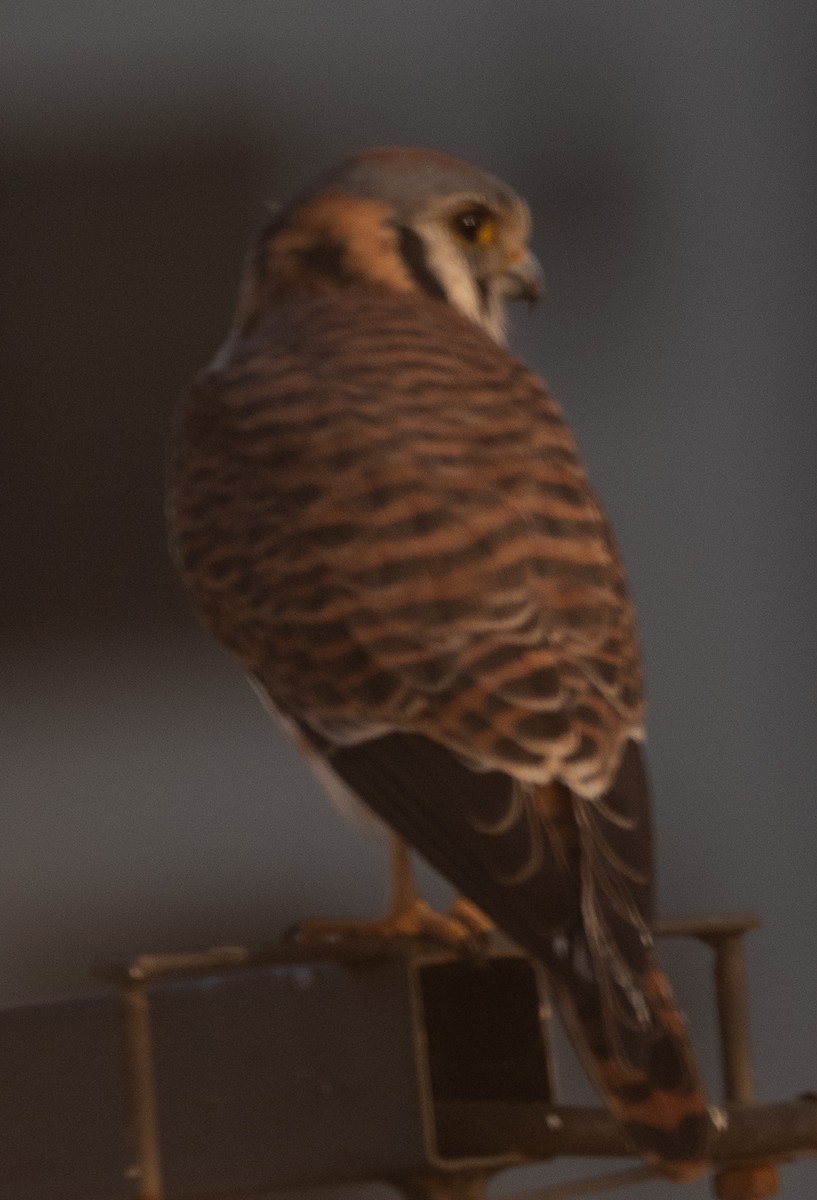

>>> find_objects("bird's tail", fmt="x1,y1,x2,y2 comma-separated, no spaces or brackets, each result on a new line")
543,941,710,1179
533,741,711,1178
327,730,710,1176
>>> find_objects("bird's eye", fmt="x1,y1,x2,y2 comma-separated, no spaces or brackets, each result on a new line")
452,207,497,246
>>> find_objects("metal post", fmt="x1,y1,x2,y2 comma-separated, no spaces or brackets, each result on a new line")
654,917,761,1107
712,932,755,1105
696,922,779,1200
119,976,164,1200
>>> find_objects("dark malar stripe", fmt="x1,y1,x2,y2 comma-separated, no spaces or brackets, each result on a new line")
396,224,448,301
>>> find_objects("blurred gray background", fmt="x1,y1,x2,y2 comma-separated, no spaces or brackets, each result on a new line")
2,3,815,1197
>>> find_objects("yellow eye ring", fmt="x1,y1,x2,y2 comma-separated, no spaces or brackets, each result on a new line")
452,207,497,246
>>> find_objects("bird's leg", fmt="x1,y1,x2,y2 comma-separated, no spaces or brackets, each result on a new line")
447,895,495,937
293,834,493,946
382,835,478,941
385,833,418,921
386,835,494,936
387,837,494,938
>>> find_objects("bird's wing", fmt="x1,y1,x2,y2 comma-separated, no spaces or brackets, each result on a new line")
185,295,645,797
263,452,642,792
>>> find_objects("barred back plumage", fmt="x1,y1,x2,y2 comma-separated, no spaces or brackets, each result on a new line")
167,148,709,1178
171,285,642,792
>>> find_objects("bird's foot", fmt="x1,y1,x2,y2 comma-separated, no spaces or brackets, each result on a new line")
447,895,495,938
291,897,494,950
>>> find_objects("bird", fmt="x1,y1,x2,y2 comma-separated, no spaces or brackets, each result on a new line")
167,146,709,1178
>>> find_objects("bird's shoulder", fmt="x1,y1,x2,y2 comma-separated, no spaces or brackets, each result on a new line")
209,284,552,414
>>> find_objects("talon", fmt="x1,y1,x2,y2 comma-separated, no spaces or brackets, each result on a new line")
293,898,484,948
449,896,494,937
291,838,495,952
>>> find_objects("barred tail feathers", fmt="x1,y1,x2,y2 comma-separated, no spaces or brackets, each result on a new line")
325,730,709,1176
546,946,710,1179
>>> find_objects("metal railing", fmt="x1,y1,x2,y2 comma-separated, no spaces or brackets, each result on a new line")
98,913,815,1200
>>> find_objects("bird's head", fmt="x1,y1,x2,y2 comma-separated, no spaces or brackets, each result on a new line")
239,146,543,344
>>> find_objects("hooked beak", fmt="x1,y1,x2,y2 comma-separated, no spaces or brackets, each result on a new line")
499,250,544,306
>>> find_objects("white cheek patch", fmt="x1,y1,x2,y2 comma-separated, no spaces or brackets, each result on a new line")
415,222,506,344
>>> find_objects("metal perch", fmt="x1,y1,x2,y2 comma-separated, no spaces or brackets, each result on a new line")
1,913,814,1200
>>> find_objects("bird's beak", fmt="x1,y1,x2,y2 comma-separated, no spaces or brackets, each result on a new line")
499,250,544,306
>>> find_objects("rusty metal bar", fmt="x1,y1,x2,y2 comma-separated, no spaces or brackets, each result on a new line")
433,1099,817,1162
654,913,761,940
1,914,813,1200
119,978,165,1200
502,1165,659,1200
711,933,755,1105
708,943,779,1200
101,912,763,986
394,1169,493,1200
99,935,396,985
660,912,776,1199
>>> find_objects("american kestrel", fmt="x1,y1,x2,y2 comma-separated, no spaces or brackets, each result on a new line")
167,147,708,1177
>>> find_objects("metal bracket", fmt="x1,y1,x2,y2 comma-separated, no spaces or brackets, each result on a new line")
1,914,814,1200
104,914,812,1200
